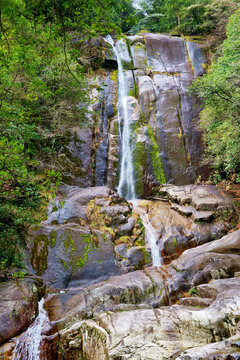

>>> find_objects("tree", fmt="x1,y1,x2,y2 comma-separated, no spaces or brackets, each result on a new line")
192,9,240,180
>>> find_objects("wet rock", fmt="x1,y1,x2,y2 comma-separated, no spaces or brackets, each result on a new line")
94,72,117,186
126,246,151,269
118,217,136,235
145,34,188,73
44,270,164,324
55,128,93,187
130,41,148,70
187,40,206,77
0,341,15,360
0,278,42,345
58,320,109,360
134,199,230,263
160,184,234,212
115,38,132,68
27,223,122,289
46,185,111,224
137,75,156,121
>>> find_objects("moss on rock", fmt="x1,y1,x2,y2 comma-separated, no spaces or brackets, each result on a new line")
147,127,166,185
31,234,49,275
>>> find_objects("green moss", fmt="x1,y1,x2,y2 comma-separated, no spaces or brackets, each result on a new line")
50,230,57,248
140,248,151,266
115,236,131,246
172,237,178,247
62,230,99,271
110,70,118,83
132,141,148,197
189,287,197,296
31,234,49,275
59,201,65,208
147,127,166,184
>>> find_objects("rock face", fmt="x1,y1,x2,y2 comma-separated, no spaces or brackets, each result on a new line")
1,185,239,360
133,183,234,264
39,230,240,360
0,278,42,345
26,186,149,289
51,34,208,196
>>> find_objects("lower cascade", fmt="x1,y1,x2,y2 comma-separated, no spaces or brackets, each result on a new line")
132,200,162,266
12,298,49,360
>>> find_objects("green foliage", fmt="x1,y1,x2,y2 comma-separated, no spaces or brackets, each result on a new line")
192,9,240,179
131,0,239,35
189,287,197,295
0,0,136,270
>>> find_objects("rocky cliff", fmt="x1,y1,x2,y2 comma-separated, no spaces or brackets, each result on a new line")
56,34,209,197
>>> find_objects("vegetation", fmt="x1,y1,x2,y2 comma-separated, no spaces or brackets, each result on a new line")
192,9,240,181
0,0,135,268
131,0,239,36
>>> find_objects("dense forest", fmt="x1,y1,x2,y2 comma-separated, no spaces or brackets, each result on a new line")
0,0,239,269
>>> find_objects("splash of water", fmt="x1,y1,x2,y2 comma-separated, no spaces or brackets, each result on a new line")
105,35,135,200
13,297,49,360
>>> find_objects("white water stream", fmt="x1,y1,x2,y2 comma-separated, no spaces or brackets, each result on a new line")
105,35,135,200
132,200,162,266
12,297,49,360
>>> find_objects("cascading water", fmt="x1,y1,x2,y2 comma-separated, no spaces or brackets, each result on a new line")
12,297,49,360
132,200,162,266
105,35,135,200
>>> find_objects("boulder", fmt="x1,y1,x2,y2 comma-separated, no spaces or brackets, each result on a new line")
160,184,234,212
46,185,112,224
0,278,43,345
27,223,122,289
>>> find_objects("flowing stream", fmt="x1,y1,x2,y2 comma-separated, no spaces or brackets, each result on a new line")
12,297,49,360
105,35,135,200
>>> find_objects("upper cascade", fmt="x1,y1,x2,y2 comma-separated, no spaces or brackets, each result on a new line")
105,35,136,200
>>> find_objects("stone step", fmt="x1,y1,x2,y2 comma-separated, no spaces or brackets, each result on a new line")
171,202,214,222
179,296,212,307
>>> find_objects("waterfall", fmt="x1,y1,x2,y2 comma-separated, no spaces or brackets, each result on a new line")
105,36,161,266
105,35,135,200
12,297,49,360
